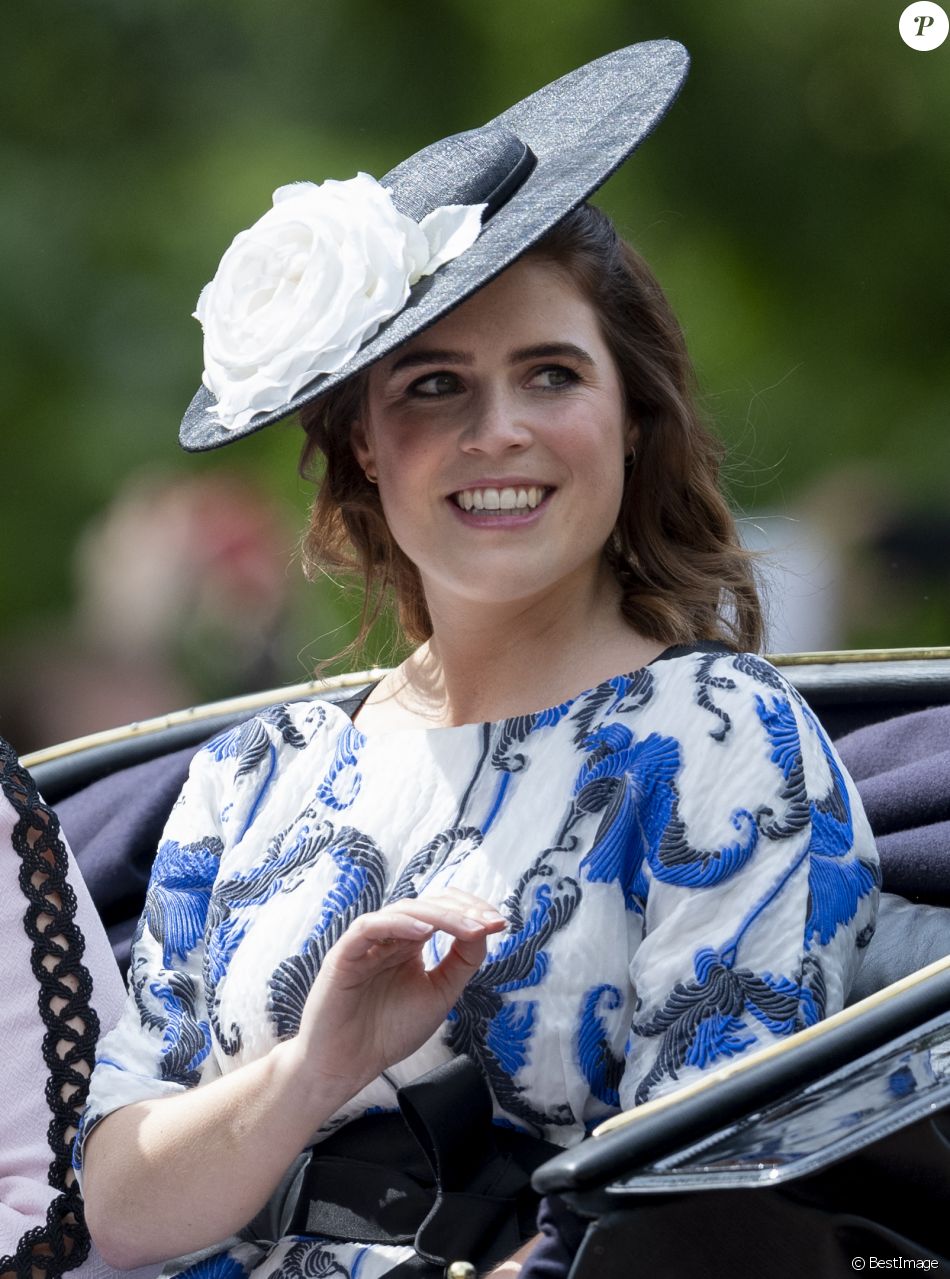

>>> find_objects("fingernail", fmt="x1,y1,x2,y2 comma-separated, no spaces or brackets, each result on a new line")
462,915,486,930
410,920,434,935
480,908,505,922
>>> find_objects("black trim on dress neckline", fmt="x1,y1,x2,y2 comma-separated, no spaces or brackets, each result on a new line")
328,682,380,722
650,641,734,664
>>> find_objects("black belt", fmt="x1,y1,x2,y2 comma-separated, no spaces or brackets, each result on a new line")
244,1055,561,1276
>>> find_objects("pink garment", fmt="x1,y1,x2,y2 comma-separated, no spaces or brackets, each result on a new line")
0,766,158,1279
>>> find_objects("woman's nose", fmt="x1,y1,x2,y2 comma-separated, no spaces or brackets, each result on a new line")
459,390,533,453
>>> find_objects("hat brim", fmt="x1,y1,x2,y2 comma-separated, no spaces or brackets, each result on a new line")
180,40,689,452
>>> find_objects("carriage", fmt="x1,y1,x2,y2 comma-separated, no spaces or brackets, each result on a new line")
8,646,949,1276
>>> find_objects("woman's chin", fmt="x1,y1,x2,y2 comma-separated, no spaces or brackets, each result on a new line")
419,556,600,618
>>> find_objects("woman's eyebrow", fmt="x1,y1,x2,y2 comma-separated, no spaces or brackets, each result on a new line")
388,348,473,375
387,341,597,377
508,342,596,365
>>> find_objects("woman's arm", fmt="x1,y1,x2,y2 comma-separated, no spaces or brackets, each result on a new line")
82,889,505,1269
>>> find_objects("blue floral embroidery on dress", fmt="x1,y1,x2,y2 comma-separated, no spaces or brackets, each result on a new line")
565,726,679,909
315,723,365,811
449,870,582,1128
71,1106,90,1172
272,1240,348,1278
130,962,212,1086
206,706,309,772
145,836,223,966
803,718,879,948
734,652,804,702
177,1256,249,1279
388,826,483,901
479,706,574,830
630,947,820,1103
490,702,572,773
649,800,761,889
202,815,357,1053
562,697,764,898
622,681,879,1101
267,825,386,1039
807,854,879,948
753,693,878,947
625,691,875,1103
569,668,655,746
205,706,311,839
482,771,513,835
486,1000,538,1075
576,984,625,1107
692,652,736,741
614,727,761,891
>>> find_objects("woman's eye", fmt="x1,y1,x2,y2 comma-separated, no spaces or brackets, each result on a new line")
531,365,579,389
408,372,461,397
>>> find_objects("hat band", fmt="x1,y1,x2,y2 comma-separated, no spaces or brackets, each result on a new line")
383,125,537,224
477,137,537,220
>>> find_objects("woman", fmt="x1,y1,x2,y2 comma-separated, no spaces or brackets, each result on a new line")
77,42,879,1279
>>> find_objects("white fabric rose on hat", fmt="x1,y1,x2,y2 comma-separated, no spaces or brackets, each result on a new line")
194,173,485,432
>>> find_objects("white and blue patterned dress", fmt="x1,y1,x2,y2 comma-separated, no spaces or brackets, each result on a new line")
77,648,879,1279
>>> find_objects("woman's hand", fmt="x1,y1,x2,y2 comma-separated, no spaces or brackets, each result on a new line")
84,889,507,1269
289,888,507,1102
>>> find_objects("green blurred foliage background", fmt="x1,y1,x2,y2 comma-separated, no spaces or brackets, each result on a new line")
2,0,948,749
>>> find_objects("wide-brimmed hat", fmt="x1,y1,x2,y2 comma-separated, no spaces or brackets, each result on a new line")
180,40,689,453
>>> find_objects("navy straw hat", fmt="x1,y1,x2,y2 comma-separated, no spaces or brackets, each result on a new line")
180,40,689,452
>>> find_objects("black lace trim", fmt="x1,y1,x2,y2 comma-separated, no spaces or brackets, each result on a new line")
0,737,97,1278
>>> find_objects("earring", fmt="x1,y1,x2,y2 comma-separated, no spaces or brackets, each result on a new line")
364,470,378,485
624,447,636,469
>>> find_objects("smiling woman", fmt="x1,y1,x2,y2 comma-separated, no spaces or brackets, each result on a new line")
349,255,635,681
301,205,762,693
75,42,879,1279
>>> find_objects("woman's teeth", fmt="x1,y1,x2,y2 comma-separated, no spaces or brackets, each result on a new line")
452,486,547,512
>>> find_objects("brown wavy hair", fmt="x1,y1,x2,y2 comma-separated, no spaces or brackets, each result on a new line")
298,202,762,658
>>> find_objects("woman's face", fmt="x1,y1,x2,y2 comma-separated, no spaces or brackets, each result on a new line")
351,256,633,615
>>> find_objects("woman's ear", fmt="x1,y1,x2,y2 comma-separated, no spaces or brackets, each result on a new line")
350,417,376,480
624,420,639,459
